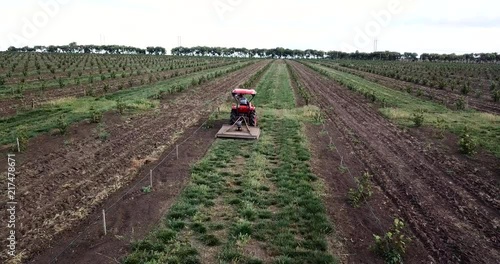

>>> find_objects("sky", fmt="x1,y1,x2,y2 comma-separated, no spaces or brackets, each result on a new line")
0,0,499,55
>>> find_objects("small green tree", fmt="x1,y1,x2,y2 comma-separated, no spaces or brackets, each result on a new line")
492,90,500,102
434,117,447,139
103,83,110,93
57,115,69,134
372,218,411,264
490,82,497,91
89,106,102,123
58,77,65,88
460,83,470,95
116,99,126,114
39,81,47,92
458,126,477,155
348,172,373,208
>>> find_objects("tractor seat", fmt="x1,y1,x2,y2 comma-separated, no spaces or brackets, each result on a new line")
239,98,249,105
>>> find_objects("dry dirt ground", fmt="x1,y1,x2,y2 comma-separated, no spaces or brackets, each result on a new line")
290,61,499,264
0,61,268,263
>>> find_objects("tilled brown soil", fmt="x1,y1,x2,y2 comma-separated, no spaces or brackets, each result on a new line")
334,64,500,115
0,60,268,263
29,120,225,264
0,61,233,117
290,61,500,263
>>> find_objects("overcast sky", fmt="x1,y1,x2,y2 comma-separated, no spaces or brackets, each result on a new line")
1,0,499,55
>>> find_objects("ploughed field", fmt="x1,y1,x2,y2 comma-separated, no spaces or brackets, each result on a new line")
0,55,498,263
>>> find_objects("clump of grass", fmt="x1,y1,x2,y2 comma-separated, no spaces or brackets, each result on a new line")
96,123,109,141
313,111,324,124
455,96,467,110
141,186,152,193
411,109,424,127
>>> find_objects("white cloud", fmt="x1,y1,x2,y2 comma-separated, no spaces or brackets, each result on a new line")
0,0,498,54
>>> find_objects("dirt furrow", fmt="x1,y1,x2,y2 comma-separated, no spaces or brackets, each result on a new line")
296,62,499,215
301,64,499,210
294,63,472,262
290,61,499,263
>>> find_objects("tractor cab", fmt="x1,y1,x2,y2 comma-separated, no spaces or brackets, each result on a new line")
216,88,260,139
232,89,255,109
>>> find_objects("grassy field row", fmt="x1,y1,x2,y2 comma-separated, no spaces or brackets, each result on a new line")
305,62,500,157
0,61,254,147
124,61,337,263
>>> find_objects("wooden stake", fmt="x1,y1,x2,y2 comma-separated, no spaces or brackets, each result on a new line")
150,170,153,188
102,209,107,235
176,145,179,160
16,138,20,153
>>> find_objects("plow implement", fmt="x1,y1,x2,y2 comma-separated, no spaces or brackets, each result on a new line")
216,116,260,139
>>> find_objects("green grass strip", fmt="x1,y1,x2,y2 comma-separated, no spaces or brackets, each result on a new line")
124,61,337,263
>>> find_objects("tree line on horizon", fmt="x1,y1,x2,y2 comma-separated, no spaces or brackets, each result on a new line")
6,42,166,55
171,46,500,62
4,43,498,62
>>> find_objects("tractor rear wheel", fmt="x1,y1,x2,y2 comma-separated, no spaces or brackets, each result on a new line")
230,109,238,125
249,111,257,126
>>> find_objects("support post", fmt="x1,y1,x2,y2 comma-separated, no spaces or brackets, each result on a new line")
102,209,107,235
150,170,153,188
16,138,20,153
176,145,179,160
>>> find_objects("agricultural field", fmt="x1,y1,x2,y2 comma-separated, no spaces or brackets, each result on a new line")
0,52,267,263
0,52,242,117
0,55,498,264
329,60,500,113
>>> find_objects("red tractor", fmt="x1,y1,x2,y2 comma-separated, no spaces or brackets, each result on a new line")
216,88,260,139
230,89,257,127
